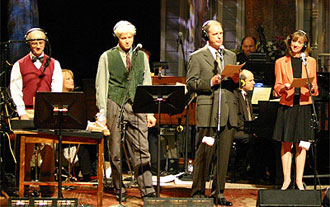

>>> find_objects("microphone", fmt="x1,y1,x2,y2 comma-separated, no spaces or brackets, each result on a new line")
219,45,225,56
73,86,81,91
301,52,307,66
218,45,225,63
177,32,183,52
133,43,142,54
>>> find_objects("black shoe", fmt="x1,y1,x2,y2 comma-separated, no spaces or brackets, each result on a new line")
31,189,40,197
192,190,205,198
192,193,205,198
115,193,127,202
214,197,233,206
81,173,97,182
144,192,156,198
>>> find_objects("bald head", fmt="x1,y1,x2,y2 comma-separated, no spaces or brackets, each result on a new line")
27,30,47,57
240,69,255,92
26,30,46,41
203,20,223,50
242,36,257,56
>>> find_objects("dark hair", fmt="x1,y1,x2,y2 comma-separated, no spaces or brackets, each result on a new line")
241,36,257,47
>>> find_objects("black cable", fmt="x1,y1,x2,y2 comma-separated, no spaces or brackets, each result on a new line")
39,40,52,78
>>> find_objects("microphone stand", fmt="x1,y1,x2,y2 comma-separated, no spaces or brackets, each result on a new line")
117,97,128,207
215,51,224,206
178,36,187,74
177,33,190,175
0,40,27,89
302,58,319,190
116,48,140,206
214,83,222,206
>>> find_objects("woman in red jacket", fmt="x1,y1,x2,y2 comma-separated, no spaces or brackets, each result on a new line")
273,30,318,190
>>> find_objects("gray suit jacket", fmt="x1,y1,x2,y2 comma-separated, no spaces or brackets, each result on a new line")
186,45,239,128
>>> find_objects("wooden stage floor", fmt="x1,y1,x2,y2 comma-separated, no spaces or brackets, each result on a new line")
4,176,329,207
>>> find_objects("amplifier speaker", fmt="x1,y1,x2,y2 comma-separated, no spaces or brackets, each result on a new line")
257,189,322,207
144,197,213,207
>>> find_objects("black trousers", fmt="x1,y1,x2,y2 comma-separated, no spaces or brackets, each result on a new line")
78,145,97,177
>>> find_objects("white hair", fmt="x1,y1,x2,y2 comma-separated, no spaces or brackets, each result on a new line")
113,20,136,38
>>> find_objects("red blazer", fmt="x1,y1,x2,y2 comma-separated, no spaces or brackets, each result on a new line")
274,55,319,107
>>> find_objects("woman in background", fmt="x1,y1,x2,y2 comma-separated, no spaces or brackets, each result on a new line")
62,69,74,92
61,69,97,181
272,30,318,190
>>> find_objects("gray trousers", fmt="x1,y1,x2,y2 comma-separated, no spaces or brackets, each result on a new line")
106,99,154,196
191,125,235,197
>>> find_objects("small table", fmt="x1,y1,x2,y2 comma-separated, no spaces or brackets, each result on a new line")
14,129,104,207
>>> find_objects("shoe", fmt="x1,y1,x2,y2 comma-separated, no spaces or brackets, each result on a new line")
115,192,126,202
280,180,291,190
144,192,156,198
31,189,40,197
296,181,306,191
192,193,205,198
192,191,205,198
213,197,233,206
82,174,97,182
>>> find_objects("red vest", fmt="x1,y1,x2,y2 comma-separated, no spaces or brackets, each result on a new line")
19,54,55,107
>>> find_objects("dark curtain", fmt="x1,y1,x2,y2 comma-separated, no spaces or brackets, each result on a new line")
8,0,39,65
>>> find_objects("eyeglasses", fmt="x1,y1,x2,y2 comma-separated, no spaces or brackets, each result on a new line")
30,40,45,46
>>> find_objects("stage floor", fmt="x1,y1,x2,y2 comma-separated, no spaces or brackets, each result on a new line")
4,174,329,207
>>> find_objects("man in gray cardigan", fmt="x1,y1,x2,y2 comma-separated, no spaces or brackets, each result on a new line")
95,20,156,201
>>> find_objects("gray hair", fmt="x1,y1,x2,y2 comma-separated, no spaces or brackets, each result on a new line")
113,20,136,38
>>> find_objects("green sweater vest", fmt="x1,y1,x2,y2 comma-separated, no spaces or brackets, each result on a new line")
106,48,145,106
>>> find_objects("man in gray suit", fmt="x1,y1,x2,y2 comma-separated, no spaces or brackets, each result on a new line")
186,20,239,206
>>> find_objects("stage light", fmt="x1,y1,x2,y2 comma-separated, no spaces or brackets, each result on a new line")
8,198,78,207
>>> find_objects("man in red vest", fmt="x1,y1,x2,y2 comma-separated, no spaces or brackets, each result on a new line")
10,28,63,197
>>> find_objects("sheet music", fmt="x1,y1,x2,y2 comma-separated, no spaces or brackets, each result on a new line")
221,62,245,78
175,82,188,94
251,87,272,105
290,77,315,88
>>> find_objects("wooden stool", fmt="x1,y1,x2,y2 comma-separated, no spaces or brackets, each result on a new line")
14,130,104,207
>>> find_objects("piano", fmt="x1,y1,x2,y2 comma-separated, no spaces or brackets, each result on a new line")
245,101,279,138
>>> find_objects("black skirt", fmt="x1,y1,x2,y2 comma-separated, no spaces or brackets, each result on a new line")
273,100,314,143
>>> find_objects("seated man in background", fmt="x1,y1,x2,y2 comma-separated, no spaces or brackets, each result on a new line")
236,36,257,65
233,69,257,181
10,28,63,197
62,69,97,181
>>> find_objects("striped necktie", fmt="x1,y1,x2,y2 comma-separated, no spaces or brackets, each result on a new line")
126,53,131,71
244,94,252,121
216,52,221,72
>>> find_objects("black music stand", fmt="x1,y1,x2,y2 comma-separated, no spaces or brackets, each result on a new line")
133,85,185,197
34,92,87,198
